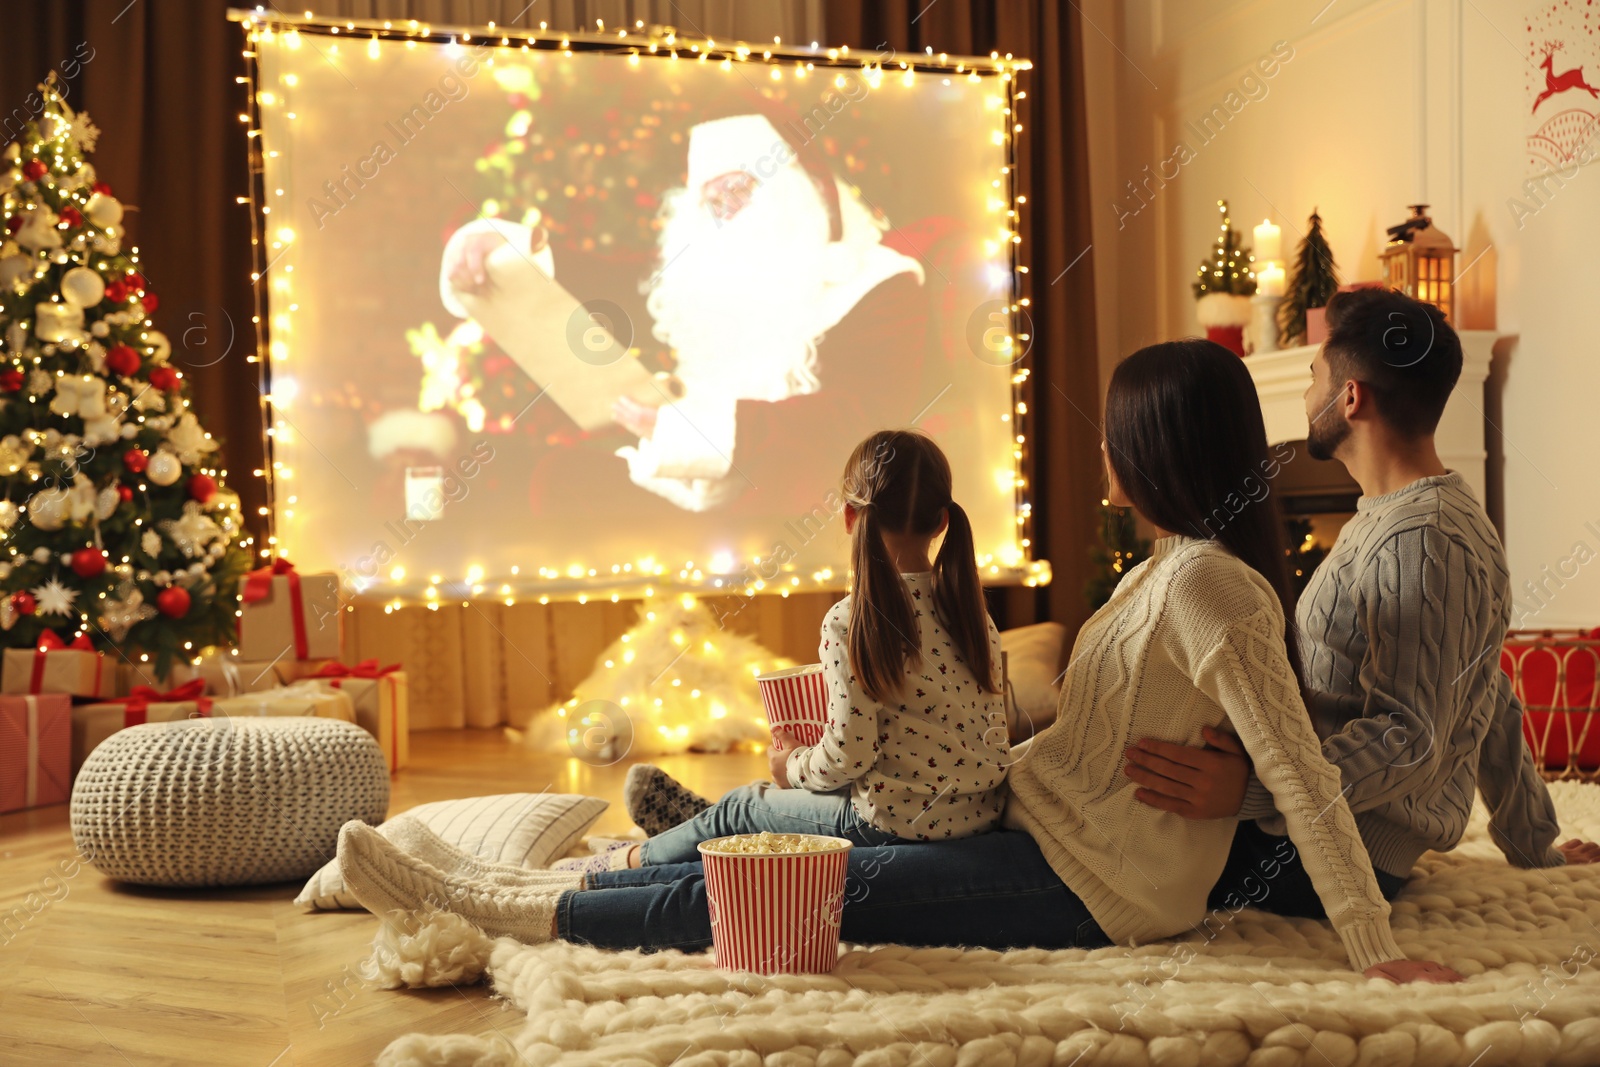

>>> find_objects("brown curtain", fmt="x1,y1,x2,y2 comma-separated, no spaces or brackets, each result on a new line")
823,1,1104,638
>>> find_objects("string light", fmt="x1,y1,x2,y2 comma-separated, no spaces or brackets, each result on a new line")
231,10,1043,605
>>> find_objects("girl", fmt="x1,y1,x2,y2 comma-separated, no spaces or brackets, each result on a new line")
338,342,1457,982
559,429,1011,874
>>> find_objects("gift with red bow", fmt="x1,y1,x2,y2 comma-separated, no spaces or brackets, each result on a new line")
308,659,409,773
70,679,214,776
237,558,342,662
207,679,356,726
0,693,72,812
2,630,111,698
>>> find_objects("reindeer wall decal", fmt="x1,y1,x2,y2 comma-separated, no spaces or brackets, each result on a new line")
1534,40,1599,114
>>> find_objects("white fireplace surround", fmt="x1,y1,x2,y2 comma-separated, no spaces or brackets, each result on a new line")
1242,330,1496,505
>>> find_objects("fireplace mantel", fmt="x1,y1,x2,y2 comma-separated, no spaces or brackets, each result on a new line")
1241,331,1497,504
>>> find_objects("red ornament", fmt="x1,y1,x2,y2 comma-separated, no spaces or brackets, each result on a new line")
91,181,113,195
123,448,149,473
148,366,180,391
71,548,107,579
116,485,133,502
125,271,147,292
59,206,83,228
4,216,21,234
156,586,191,619
10,591,36,616
21,160,46,181
106,344,141,377
0,368,22,393
104,280,129,303
140,293,160,313
187,473,216,503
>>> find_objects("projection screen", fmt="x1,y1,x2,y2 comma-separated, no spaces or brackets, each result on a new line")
246,18,1040,600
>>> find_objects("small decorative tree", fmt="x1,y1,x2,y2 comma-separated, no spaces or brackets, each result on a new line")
1085,498,1151,609
1193,199,1256,357
1278,208,1339,347
0,76,250,675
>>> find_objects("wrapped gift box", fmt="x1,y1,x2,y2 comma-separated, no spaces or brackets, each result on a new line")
309,661,408,773
2,632,112,698
237,560,342,662
196,650,290,697
117,660,201,697
1502,628,1600,773
0,694,72,812
72,682,213,776
209,680,356,724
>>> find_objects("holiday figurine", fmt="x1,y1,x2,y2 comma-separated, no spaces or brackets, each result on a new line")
1192,199,1256,357
1278,208,1340,348
0,76,250,675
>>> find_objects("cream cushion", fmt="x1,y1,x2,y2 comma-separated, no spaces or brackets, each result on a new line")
1000,621,1068,742
296,792,609,909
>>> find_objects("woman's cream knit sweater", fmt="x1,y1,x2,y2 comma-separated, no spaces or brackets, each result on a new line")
1003,536,1405,972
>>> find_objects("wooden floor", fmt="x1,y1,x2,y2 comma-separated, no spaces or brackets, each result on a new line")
0,729,768,1066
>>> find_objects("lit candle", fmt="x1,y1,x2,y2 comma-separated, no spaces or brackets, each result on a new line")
1257,263,1286,298
1253,218,1282,263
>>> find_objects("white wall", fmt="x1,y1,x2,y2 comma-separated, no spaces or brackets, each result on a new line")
1081,0,1600,629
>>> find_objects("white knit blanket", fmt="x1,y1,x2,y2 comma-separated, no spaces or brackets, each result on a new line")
379,781,1600,1067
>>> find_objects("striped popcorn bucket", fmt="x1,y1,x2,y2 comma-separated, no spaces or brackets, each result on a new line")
756,664,828,748
698,835,853,974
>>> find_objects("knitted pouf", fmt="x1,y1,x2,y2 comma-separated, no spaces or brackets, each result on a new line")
70,716,389,887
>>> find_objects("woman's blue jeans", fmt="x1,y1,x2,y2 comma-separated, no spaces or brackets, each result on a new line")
637,781,906,866
558,829,1112,953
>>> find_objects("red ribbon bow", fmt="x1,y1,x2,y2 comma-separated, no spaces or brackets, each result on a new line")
239,558,309,658
117,678,212,727
30,630,101,695
312,659,401,681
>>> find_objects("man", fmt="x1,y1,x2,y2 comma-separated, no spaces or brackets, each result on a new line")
1124,287,1599,920
441,113,926,513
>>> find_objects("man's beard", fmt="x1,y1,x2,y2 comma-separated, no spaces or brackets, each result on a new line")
645,175,830,403
1305,385,1350,461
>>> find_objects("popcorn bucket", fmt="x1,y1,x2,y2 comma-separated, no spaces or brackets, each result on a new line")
699,833,853,974
756,664,828,748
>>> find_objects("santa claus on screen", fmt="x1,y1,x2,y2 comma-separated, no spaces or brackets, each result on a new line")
439,113,927,512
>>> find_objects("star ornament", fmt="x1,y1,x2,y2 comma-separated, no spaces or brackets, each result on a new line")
160,500,222,558
99,585,156,642
31,577,78,617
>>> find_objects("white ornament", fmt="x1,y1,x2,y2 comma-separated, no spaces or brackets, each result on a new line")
70,112,100,153
49,376,106,420
26,488,67,531
90,321,109,338
120,423,138,440
141,529,161,557
6,321,27,354
0,500,17,530
34,301,85,344
132,385,167,413
32,579,78,617
59,553,73,566
91,224,120,256
60,266,106,307
146,451,182,487
15,211,62,253
85,192,122,228
26,369,52,396
0,561,10,579
3,143,18,161
0,253,30,291
0,598,13,632
31,546,53,564
94,486,119,521
144,330,171,363
0,435,30,475
160,501,223,559
99,585,156,642
165,413,217,465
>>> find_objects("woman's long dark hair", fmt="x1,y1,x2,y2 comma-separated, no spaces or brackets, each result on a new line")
1104,339,1305,684
842,429,998,704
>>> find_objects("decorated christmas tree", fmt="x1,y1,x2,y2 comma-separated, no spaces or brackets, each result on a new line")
1284,517,1329,598
0,77,250,675
1085,498,1151,609
1278,208,1339,347
1192,199,1257,298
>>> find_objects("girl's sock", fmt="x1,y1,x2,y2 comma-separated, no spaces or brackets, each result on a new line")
552,840,635,874
624,763,712,836
383,816,590,885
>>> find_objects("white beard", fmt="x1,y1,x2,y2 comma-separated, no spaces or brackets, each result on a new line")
644,169,832,403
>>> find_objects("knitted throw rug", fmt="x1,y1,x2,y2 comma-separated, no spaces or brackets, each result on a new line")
377,781,1600,1067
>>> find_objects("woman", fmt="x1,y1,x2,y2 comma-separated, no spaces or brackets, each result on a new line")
338,340,1459,982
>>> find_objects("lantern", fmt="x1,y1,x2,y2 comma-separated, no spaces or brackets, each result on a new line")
1380,204,1457,319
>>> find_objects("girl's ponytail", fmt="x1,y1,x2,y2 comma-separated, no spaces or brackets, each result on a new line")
848,502,919,705
931,500,998,693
